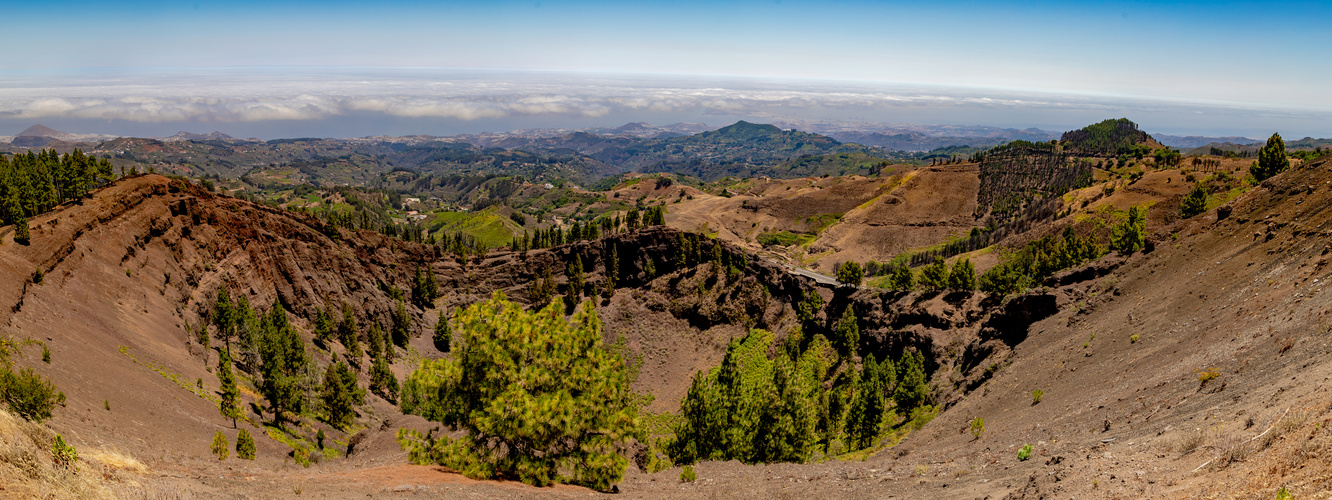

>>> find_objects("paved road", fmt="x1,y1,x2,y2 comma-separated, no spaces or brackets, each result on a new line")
784,265,841,286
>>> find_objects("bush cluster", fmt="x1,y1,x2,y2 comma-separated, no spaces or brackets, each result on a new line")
668,318,930,466
979,226,1103,296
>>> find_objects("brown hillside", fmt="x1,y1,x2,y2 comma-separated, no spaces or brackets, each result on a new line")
667,167,983,272
10,153,1332,497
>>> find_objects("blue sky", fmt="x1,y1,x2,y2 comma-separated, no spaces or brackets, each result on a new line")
2,0,1330,138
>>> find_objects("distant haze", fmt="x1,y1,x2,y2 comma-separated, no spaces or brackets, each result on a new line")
0,68,1325,140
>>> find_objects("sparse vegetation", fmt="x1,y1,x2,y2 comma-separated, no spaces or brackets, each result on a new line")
969,417,985,439
1031,389,1043,405
1017,443,1033,461
680,465,696,483
757,230,813,248
52,434,78,467
1198,368,1220,384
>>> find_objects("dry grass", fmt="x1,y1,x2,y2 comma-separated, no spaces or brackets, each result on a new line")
0,408,149,499
1208,437,1251,471
86,449,148,474
1170,429,1208,455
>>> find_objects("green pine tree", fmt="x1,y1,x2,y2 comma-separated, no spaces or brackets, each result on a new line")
320,360,365,431
339,302,362,364
836,261,864,287
947,258,977,291
565,254,585,311
888,265,914,291
603,242,618,297
257,301,309,422
398,292,645,491
834,307,860,357
1180,182,1208,219
391,298,410,347
893,350,929,413
211,431,229,460
846,355,885,450
213,288,236,343
235,429,256,460
14,216,29,244
920,257,948,291
217,347,242,427
314,304,334,347
1251,132,1288,181
1110,205,1147,255
370,355,399,404
432,308,451,352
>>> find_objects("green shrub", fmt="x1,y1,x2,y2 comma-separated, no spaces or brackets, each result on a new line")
1031,389,1043,405
680,465,696,483
1,367,62,423
397,292,645,491
1198,368,1220,383
757,230,811,248
1017,443,1033,461
236,429,256,460
1180,182,1208,219
52,434,78,467
294,447,311,468
979,226,1103,296
211,431,229,460
970,417,985,439
1110,206,1146,255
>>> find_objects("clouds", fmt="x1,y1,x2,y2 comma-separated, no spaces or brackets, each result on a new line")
1,68,1328,138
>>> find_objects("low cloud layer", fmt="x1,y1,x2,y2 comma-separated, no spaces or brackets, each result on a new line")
2,69,1328,138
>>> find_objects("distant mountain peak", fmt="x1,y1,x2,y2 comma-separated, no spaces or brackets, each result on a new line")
612,122,651,132
17,124,66,138
715,121,782,135
164,131,236,141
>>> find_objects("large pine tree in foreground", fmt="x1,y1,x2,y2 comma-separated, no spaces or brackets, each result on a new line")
398,292,644,491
